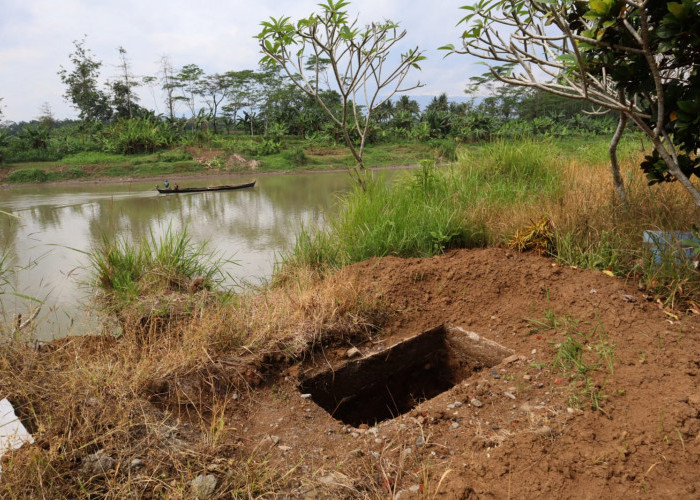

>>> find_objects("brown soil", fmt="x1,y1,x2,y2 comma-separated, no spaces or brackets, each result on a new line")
233,248,699,498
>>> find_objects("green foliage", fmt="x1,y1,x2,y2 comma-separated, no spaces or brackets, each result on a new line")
6,168,49,183
429,139,457,162
89,226,229,306
281,146,308,166
257,0,425,182
256,138,281,156
64,167,88,179
157,150,193,163
101,117,173,154
285,166,487,270
61,151,129,165
575,0,700,183
57,37,112,123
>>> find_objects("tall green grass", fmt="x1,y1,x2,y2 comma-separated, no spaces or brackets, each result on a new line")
285,160,487,269
89,226,230,307
281,136,699,303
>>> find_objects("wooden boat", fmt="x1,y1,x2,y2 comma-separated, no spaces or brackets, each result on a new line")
156,180,256,194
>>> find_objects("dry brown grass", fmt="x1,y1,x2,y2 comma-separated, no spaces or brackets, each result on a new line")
0,266,387,498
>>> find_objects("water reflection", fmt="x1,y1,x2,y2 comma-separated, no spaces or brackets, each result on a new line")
0,171,397,340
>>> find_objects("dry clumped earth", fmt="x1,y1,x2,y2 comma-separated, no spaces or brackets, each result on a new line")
224,248,699,498
4,248,699,498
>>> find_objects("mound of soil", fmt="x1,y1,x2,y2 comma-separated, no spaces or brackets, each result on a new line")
240,248,699,498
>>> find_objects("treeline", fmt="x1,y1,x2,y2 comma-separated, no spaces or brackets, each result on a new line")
0,39,616,164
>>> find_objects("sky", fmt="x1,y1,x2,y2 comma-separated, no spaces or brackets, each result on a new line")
0,0,482,123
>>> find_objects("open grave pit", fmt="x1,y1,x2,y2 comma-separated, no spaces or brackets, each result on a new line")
298,325,514,427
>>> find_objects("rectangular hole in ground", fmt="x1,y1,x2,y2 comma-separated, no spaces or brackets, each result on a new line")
298,325,513,427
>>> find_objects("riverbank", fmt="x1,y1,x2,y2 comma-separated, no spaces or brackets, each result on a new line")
1,248,698,497
0,162,421,190
0,141,436,188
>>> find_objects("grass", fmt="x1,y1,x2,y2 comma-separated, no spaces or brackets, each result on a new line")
283,161,488,270
282,134,700,304
544,312,616,412
1,140,436,184
1,132,696,496
88,225,231,309
0,260,387,497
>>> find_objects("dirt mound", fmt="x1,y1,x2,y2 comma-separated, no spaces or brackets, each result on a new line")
242,248,699,498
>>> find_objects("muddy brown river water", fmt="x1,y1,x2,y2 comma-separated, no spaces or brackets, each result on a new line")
0,170,404,340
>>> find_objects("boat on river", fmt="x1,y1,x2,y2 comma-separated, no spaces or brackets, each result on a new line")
156,180,256,194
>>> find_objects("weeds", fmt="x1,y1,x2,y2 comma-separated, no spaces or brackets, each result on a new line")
0,262,387,497
533,309,617,412
87,225,231,309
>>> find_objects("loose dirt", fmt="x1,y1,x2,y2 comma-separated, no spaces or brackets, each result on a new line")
236,248,699,498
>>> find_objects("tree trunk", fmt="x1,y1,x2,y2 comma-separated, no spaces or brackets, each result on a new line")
609,113,628,207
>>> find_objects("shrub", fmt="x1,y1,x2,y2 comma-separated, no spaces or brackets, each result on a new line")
6,168,49,183
157,150,193,163
429,139,458,162
282,147,308,166
256,139,281,156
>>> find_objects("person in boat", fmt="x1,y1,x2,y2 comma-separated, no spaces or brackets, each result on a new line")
173,184,179,191
164,180,170,188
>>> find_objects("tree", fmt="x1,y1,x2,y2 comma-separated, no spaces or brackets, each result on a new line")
174,64,204,122
58,37,112,123
221,70,256,132
109,46,140,118
196,73,232,133
37,102,56,130
444,0,700,207
257,0,425,188
159,56,178,120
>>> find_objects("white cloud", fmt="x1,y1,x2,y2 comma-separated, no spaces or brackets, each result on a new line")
0,0,483,122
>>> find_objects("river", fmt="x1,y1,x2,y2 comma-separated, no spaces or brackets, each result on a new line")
0,170,403,340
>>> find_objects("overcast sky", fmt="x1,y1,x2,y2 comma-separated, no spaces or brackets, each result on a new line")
0,0,481,122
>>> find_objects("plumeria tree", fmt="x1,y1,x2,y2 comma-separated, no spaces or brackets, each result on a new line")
257,0,425,188
443,0,700,207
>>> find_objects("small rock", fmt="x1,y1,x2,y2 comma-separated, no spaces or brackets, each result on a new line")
523,374,532,381
348,448,364,458
451,422,460,429
346,347,361,358
371,451,381,459
351,432,360,438
503,392,516,400
278,445,292,452
534,426,559,438
129,458,143,469
589,289,597,294
319,471,349,484
189,474,217,499
81,449,115,475
531,349,537,355
502,354,519,364
374,437,383,444
453,401,463,408
622,294,637,303
300,393,312,399
492,424,500,430
409,485,421,493
402,447,413,457
416,436,425,447
470,398,483,408
270,435,280,445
